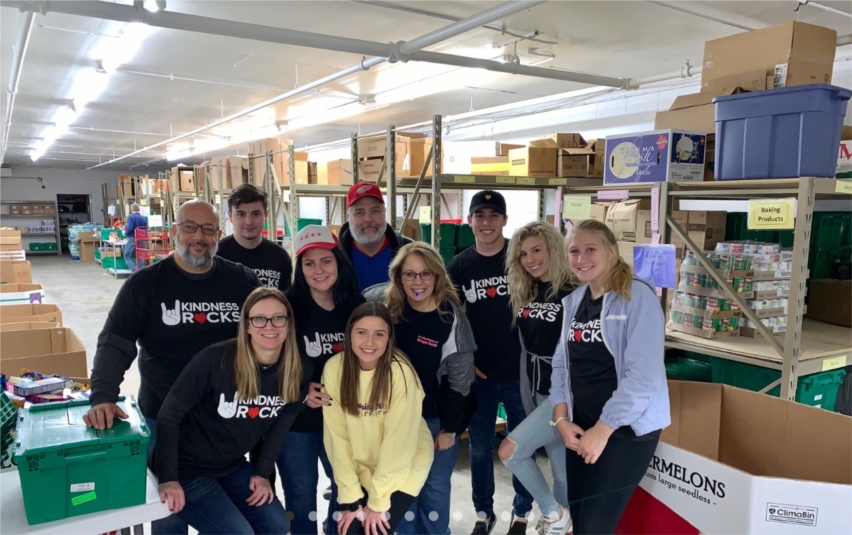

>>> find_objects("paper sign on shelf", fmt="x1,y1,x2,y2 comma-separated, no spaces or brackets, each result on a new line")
107,206,116,216
562,195,592,219
454,175,476,183
148,215,163,227
549,178,568,186
496,176,516,184
651,186,660,231
633,244,678,289
597,189,630,200
836,180,852,194
822,355,847,371
516,177,536,185
419,206,431,224
747,198,795,230
651,233,661,245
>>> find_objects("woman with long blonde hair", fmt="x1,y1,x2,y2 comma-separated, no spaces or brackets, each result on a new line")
498,221,575,535
551,219,669,534
155,286,310,535
385,242,476,535
323,302,434,535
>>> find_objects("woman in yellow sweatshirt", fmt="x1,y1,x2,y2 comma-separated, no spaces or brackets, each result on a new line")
323,301,434,535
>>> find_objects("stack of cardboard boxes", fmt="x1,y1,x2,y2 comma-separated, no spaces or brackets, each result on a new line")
354,132,433,182
502,134,604,178
7,204,56,217
470,143,523,176
245,139,315,187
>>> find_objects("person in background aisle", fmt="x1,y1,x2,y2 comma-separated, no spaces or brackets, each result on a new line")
124,203,147,273
217,183,293,291
387,242,476,535
338,182,412,293
278,224,365,535
84,200,261,535
323,302,434,535
498,222,575,535
446,190,534,535
551,219,669,535
155,287,310,535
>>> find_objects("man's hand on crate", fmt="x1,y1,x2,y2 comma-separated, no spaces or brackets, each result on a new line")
82,402,129,430
159,481,185,513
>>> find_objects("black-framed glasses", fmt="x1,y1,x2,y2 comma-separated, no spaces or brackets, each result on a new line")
176,221,218,235
402,270,434,282
248,315,289,328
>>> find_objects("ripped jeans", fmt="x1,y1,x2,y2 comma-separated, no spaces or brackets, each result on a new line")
502,393,568,517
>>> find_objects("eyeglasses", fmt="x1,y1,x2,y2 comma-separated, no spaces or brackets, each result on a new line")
401,270,434,282
176,221,218,235
248,315,289,328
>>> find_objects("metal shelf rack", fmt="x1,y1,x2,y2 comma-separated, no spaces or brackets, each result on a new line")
0,200,61,256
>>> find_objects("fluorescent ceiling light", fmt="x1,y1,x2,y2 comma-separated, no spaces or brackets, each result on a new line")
53,106,77,128
100,23,151,73
142,0,163,12
71,68,109,110
166,149,192,162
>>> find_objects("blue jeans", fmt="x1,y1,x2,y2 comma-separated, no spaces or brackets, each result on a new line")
146,418,191,535
276,431,338,535
177,460,289,535
396,417,459,535
124,239,139,272
468,379,534,519
503,394,568,517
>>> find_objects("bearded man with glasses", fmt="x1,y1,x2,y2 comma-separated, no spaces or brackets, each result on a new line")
85,199,261,535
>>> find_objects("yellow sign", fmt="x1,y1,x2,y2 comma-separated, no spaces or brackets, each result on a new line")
836,180,852,194
822,355,847,372
516,177,536,185
549,179,568,186
454,175,476,183
496,176,516,184
747,198,795,230
138,198,148,206
419,206,431,224
562,195,592,219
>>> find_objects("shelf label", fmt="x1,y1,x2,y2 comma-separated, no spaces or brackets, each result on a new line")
748,198,795,230
516,177,536,185
419,206,431,224
597,189,629,200
495,176,516,184
836,180,852,194
549,178,568,186
651,186,660,231
822,355,847,371
71,483,95,493
454,175,476,183
562,195,591,219
71,492,97,506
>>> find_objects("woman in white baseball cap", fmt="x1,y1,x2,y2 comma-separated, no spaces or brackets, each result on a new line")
277,224,365,535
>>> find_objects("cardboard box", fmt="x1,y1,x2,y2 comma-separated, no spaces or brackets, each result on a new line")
0,229,22,251
0,261,32,283
654,74,764,134
407,138,434,177
605,130,707,185
509,147,558,177
228,156,248,188
635,210,654,244
704,134,716,181
0,327,88,378
173,169,195,193
701,21,837,90
471,157,510,176
606,199,651,242
590,139,605,178
632,380,852,534
558,147,595,178
42,204,55,215
687,211,727,251
541,133,586,149
318,159,353,185
0,303,62,325
0,321,60,332
248,138,307,187
400,219,420,242
837,140,852,178
79,240,95,263
118,175,136,198
357,159,384,182
496,143,524,156
617,241,635,267
308,162,318,184
357,132,424,160
806,279,851,327
0,283,45,306
668,210,689,246
9,204,20,215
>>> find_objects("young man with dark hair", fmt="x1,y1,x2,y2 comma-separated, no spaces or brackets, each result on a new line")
217,183,293,291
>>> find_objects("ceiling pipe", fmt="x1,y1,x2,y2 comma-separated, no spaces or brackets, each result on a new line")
798,0,852,18
0,11,35,166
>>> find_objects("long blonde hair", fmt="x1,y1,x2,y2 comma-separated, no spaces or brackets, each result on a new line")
385,242,460,322
507,221,573,324
339,302,420,417
235,287,303,402
567,219,633,300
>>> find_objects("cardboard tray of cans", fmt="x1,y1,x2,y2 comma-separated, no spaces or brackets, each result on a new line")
676,283,754,300
666,321,741,339
670,302,742,319
679,264,754,279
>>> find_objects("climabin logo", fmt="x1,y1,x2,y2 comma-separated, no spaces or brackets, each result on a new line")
765,503,818,527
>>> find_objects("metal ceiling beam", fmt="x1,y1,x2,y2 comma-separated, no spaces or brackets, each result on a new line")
1,10,35,166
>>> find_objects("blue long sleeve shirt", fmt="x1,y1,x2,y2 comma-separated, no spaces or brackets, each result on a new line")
125,212,147,239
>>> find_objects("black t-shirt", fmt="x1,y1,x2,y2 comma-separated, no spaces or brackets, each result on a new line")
395,302,454,420
90,256,261,419
288,295,352,433
155,340,310,482
568,289,634,437
217,235,292,291
447,243,521,382
517,281,573,396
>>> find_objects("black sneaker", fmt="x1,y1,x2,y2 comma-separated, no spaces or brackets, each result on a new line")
323,485,331,500
471,514,497,535
507,516,529,535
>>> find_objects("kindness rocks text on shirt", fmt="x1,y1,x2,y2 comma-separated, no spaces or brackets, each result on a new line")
160,300,241,326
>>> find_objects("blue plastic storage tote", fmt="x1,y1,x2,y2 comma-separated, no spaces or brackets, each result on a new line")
713,84,851,180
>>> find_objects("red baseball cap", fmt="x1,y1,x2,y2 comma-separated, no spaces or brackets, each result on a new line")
295,225,339,257
346,182,384,208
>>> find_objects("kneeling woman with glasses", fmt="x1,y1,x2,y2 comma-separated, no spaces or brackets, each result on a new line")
155,287,311,535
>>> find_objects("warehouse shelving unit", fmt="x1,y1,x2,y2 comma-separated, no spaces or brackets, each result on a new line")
0,200,61,256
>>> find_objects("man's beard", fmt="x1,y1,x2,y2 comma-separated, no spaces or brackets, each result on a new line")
350,221,387,246
175,238,217,268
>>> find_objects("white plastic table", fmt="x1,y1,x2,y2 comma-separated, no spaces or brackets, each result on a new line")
0,467,170,535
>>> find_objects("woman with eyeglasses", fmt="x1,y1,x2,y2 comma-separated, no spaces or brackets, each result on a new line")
155,286,311,535
385,242,476,535
278,225,366,535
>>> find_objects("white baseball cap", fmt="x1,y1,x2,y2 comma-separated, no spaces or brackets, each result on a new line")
295,225,339,257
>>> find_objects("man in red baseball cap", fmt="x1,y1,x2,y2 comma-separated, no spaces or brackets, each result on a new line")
338,182,412,293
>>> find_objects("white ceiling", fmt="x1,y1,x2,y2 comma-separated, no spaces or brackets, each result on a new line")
1,0,851,172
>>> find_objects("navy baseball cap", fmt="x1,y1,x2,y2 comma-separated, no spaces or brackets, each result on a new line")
469,190,507,215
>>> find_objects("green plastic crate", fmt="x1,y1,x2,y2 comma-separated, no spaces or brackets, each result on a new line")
420,223,458,247
1,392,16,467
808,246,839,280
13,397,150,525
811,213,849,248
28,243,45,252
458,224,475,250
497,402,507,420
100,228,125,241
725,213,777,243
710,358,847,410
101,256,129,270
665,357,712,382
439,246,456,265
283,218,323,236
684,351,712,363
44,242,57,251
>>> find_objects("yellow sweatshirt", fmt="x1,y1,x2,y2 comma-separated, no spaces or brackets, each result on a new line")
322,353,434,512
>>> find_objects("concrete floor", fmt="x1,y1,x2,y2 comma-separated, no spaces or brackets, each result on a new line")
31,255,555,535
